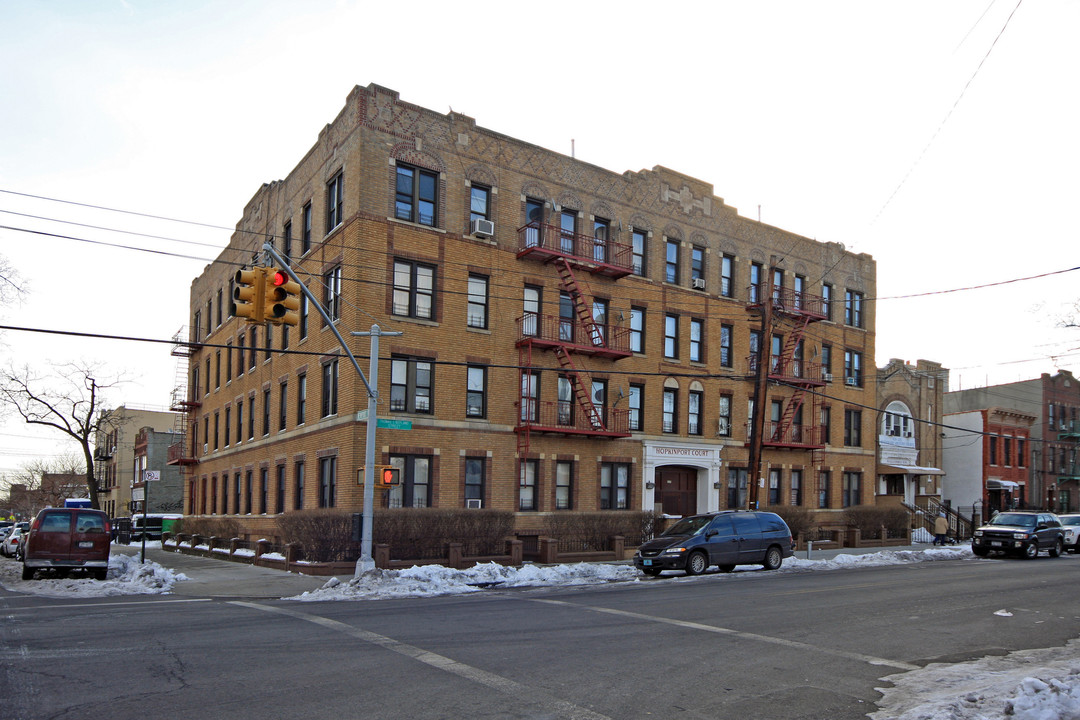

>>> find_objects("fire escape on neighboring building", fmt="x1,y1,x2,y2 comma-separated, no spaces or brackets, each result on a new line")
166,327,200,471
514,221,634,454
1055,419,1080,510
745,277,829,470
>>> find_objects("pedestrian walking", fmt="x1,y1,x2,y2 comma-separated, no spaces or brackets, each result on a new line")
933,514,949,545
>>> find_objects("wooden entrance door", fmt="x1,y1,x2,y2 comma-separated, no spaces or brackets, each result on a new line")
655,468,698,517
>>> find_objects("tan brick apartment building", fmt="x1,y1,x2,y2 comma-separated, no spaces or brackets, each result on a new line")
174,83,878,538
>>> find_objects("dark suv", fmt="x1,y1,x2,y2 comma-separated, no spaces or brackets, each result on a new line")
21,507,111,580
634,511,795,576
971,511,1064,559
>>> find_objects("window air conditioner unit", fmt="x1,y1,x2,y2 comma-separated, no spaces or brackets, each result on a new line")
466,498,483,509
822,373,833,383
470,218,495,238
845,377,857,386
691,278,706,290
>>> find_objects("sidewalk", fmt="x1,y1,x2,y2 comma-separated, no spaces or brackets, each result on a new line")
113,544,333,599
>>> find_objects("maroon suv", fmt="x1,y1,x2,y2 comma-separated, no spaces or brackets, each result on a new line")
21,508,111,580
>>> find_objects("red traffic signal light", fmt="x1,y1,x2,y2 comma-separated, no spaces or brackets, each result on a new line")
264,269,301,326
374,465,400,488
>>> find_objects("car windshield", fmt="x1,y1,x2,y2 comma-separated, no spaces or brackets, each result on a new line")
662,516,713,537
989,513,1037,528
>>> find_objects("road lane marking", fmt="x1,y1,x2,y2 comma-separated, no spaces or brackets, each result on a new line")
230,601,615,720
526,597,919,671
0,598,212,612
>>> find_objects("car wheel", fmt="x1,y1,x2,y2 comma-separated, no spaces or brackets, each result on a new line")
21,565,33,581
718,564,736,573
973,548,989,557
684,551,709,576
1023,542,1039,559
1049,538,1063,558
762,546,783,571
93,569,108,581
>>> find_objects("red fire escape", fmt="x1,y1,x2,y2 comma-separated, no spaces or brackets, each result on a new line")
167,328,200,469
515,222,634,454
746,285,828,460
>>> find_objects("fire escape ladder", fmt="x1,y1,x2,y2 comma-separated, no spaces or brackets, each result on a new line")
554,258,603,347
775,389,805,442
776,315,811,377
553,345,604,429
517,342,533,455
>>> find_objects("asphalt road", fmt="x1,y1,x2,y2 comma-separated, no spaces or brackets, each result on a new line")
2,553,1078,720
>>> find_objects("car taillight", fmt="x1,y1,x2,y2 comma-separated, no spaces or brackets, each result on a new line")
104,520,111,536
31,517,42,531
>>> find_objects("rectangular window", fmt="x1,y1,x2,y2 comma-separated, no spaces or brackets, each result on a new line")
193,311,202,343
296,373,306,425
318,456,336,508
326,170,343,232
720,254,734,298
466,365,486,418
465,457,484,506
279,381,288,431
387,456,431,509
232,472,241,514
727,468,747,509
821,344,832,376
324,265,342,322
202,416,209,454
600,463,629,510
1004,437,1012,466
392,260,435,319
593,218,609,263
244,470,252,514
390,357,433,413
769,468,781,505
771,268,784,304
235,401,243,445
259,467,268,514
720,324,733,367
845,290,864,328
522,285,540,337
294,461,305,511
818,471,830,508
264,323,272,361
225,341,233,383
321,360,339,417
519,459,538,511
631,229,646,276
520,371,539,423
281,324,289,352
688,390,703,436
630,306,645,353
1018,439,1026,467
844,409,862,447
664,314,678,359
395,163,437,226
821,406,832,444
718,395,732,437
663,388,678,433
844,349,863,387
557,376,573,426
629,383,644,432
558,292,574,343
665,240,679,284
262,388,270,436
301,202,312,254
555,461,572,510
794,274,806,310
467,274,488,329
299,294,308,339
469,184,490,223
690,318,704,363
216,288,223,327
276,465,286,514
559,210,576,253
842,472,861,507
224,407,231,447
283,220,292,260
248,327,257,371
215,351,221,388
791,469,803,506
822,283,833,321
749,262,763,303
989,436,999,466
691,246,705,284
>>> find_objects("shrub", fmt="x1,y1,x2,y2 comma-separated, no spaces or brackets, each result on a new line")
171,517,242,540
542,511,660,550
771,505,812,540
843,505,910,536
276,510,356,562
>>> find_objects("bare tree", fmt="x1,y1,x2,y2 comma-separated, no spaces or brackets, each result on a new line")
0,253,26,307
0,454,86,517
0,363,123,509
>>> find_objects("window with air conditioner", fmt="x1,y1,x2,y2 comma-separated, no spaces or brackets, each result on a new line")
469,218,495,237
692,278,706,290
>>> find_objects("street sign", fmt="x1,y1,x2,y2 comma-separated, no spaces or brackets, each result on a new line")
376,419,412,430
144,470,161,483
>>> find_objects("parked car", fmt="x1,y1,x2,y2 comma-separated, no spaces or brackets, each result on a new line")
971,511,1064,559
1059,513,1080,553
634,510,795,576
1,526,24,558
21,507,111,580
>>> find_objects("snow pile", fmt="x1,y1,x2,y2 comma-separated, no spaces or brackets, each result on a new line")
873,637,1080,720
293,561,641,601
785,546,972,571
0,553,186,598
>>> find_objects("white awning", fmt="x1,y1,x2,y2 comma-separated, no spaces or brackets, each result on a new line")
878,464,945,476
987,479,1020,490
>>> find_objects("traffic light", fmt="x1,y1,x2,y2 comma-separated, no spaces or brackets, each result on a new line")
264,268,301,326
234,267,266,323
374,465,400,489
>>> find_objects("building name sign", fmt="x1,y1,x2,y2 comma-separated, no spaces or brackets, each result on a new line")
653,447,712,458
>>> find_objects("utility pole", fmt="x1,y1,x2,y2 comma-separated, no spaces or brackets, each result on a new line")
746,256,777,510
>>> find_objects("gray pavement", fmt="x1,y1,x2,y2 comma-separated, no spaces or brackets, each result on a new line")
113,541,954,600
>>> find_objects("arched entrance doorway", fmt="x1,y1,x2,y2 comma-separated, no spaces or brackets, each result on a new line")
654,466,698,517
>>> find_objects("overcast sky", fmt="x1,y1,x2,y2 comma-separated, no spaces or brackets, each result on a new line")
0,0,1076,473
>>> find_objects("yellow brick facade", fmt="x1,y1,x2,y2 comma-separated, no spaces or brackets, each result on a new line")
180,84,878,539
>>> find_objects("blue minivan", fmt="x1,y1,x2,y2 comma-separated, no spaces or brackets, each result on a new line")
634,511,795,576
